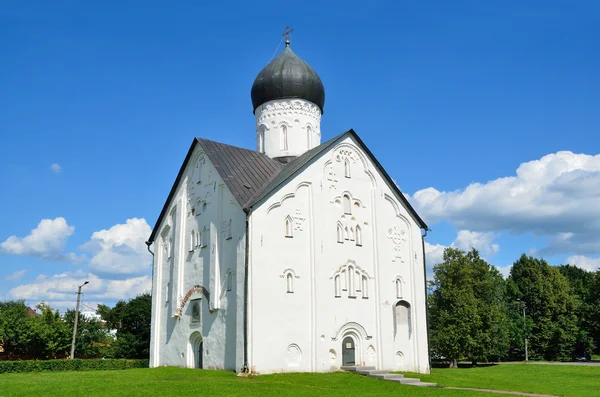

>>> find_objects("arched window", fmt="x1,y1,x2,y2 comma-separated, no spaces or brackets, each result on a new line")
344,159,351,178
394,301,412,339
167,237,173,259
334,275,341,297
337,223,344,243
350,227,355,241
348,266,355,297
345,226,349,240
396,278,403,299
189,230,196,252
258,130,265,153
306,125,312,149
355,270,361,291
355,225,362,246
341,269,347,291
285,216,293,238
362,275,368,298
280,125,288,151
195,231,200,247
226,219,232,240
343,194,352,215
286,273,294,293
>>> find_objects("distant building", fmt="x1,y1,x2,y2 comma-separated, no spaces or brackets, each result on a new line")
147,41,430,374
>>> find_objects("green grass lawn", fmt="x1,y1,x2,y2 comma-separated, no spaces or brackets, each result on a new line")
0,367,485,397
401,364,600,397
2,365,598,396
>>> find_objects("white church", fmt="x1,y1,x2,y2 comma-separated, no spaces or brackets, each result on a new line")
147,39,431,374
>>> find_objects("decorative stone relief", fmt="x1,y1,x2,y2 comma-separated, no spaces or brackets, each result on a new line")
256,100,322,124
286,344,302,367
293,209,305,231
388,225,407,263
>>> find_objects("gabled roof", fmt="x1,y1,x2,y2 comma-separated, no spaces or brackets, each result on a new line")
245,129,427,230
147,138,282,243
148,130,427,244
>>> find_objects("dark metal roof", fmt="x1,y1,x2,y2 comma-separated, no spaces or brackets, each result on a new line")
148,138,283,243
148,131,427,243
245,129,428,230
196,138,283,207
251,45,325,113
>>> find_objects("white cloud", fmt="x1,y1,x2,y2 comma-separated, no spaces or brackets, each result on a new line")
8,271,151,311
411,151,600,256
566,255,600,272
0,218,82,262
5,269,27,281
80,218,152,278
424,230,501,279
50,163,61,173
452,230,499,256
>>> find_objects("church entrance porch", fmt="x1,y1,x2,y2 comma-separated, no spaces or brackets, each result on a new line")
342,336,356,366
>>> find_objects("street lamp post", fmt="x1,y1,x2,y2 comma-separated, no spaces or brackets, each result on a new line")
517,299,528,362
70,281,89,359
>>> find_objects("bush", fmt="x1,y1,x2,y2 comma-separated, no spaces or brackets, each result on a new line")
0,358,148,374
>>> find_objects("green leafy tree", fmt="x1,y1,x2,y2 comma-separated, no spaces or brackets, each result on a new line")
507,254,579,361
98,294,151,359
428,248,509,366
0,301,38,358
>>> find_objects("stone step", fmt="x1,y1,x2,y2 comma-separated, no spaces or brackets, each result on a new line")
370,373,403,379
356,370,390,376
341,366,376,372
411,382,438,387
393,378,422,384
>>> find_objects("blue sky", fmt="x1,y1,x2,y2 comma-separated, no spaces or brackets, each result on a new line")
1,1,599,311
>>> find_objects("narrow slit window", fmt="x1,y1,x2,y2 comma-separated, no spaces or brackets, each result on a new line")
343,194,352,215
167,237,173,259
286,273,294,293
362,276,368,298
227,219,232,240
258,130,265,153
306,125,312,149
337,223,344,243
227,272,233,291
285,216,293,238
355,226,362,246
281,125,288,151
348,266,355,297
189,230,195,252
341,269,347,291
396,278,403,299
344,159,351,178
350,227,355,241
334,275,341,297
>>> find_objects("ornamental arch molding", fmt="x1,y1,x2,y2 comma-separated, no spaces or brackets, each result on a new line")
331,321,372,341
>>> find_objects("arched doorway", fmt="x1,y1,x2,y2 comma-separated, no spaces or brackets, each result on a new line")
342,336,355,366
189,332,203,369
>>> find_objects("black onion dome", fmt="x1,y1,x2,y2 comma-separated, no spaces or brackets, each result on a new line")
251,45,325,113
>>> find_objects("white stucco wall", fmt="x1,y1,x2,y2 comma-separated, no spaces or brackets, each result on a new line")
149,143,246,371
247,134,430,374
255,98,322,159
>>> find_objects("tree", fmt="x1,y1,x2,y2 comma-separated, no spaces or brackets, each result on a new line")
507,254,579,361
0,300,38,358
428,248,509,366
98,294,151,359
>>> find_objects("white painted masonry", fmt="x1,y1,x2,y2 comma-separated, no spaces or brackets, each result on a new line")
149,146,246,370
255,98,322,159
247,134,429,374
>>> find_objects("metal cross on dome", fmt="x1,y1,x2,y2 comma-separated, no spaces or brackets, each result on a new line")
282,25,293,45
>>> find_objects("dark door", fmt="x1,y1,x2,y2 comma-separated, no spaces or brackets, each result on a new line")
198,341,203,369
342,337,355,366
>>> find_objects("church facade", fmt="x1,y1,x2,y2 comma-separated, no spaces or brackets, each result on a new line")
147,41,431,374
